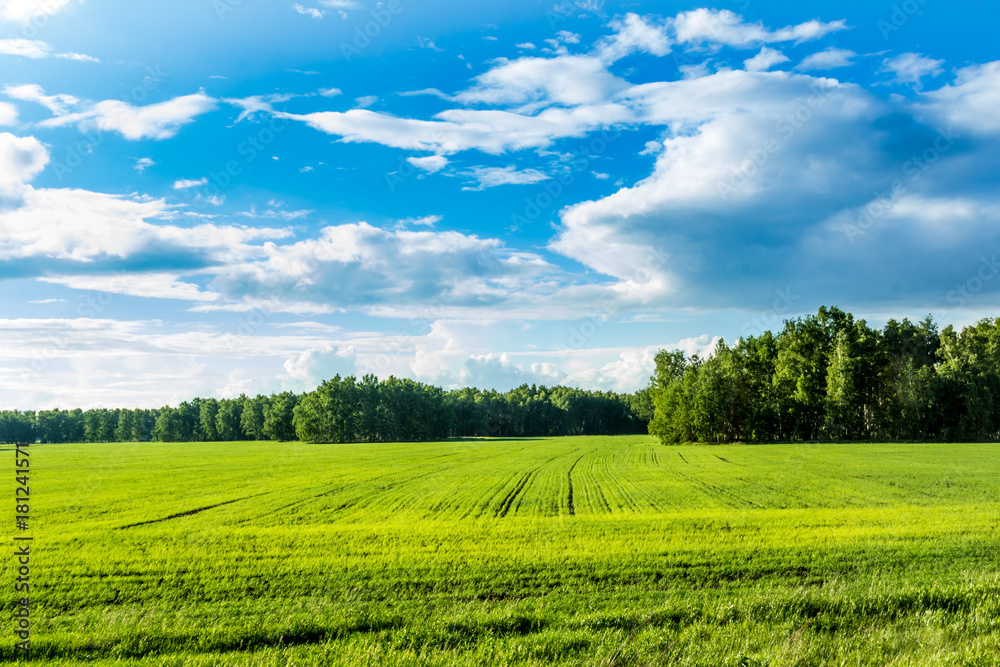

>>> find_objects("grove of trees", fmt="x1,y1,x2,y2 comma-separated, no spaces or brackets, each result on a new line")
11,306,1000,446
649,306,1000,443
0,380,649,444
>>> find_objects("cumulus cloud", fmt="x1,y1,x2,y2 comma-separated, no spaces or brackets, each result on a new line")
918,61,1000,136
202,222,559,314
673,9,847,49
406,155,449,172
744,46,789,72
0,102,17,125
456,55,629,109
283,344,358,389
0,0,77,23
40,92,216,140
596,13,671,62
0,185,291,272
881,52,944,89
0,132,48,195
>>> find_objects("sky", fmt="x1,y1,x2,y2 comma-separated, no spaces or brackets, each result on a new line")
1,0,999,409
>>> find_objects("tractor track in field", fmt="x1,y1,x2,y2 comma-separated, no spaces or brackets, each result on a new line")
668,468,764,509
117,496,256,529
495,471,534,518
677,451,689,464
567,454,585,516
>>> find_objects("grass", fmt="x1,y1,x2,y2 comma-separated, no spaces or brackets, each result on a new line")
3,435,1000,665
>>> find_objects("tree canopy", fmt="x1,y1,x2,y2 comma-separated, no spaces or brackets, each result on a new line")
647,306,1000,443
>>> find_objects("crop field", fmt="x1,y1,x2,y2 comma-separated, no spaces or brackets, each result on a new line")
3,436,1000,665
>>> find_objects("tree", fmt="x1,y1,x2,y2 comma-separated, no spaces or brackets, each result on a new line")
200,399,220,441
153,408,183,442
240,395,269,441
263,392,298,441
216,399,244,440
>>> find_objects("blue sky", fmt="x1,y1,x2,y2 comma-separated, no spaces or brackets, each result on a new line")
1,0,999,409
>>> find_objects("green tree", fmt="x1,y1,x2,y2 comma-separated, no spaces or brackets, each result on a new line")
263,392,298,441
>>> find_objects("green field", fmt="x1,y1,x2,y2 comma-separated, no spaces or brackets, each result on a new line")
4,436,1000,665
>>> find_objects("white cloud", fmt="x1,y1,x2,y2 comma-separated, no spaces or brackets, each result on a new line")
744,46,789,72
0,38,49,58
881,52,944,89
639,140,662,155
596,13,670,62
552,69,883,298
0,0,76,23
0,38,97,62
133,157,155,173
456,55,628,108
918,61,1000,136
461,165,550,190
0,101,16,125
200,222,558,315
173,177,208,190
280,104,630,155
318,87,342,97
225,93,293,123
796,48,856,71
354,95,378,108
283,344,358,388
4,83,79,115
40,273,216,302
0,186,291,264
673,9,847,49
0,132,48,194
406,155,449,172
516,42,536,50
40,93,217,140
293,4,324,19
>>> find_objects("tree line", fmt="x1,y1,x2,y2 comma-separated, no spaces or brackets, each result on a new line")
649,306,1000,444
0,377,651,444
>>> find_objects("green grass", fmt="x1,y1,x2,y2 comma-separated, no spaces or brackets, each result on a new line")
3,436,1000,665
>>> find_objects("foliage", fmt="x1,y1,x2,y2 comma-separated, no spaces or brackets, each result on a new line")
0,381,647,444
648,306,1000,443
